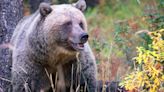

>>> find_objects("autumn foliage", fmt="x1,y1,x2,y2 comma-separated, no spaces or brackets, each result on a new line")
120,29,164,92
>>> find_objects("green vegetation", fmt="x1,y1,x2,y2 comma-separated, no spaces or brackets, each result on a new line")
85,0,164,91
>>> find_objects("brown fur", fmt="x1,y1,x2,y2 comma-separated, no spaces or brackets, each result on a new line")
11,1,97,92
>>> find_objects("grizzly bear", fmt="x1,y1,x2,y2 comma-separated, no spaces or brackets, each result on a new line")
11,0,97,92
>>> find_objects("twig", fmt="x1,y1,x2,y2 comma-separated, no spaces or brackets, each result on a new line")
24,79,32,92
55,72,58,92
70,64,74,92
45,68,55,92
0,76,11,83
75,52,81,92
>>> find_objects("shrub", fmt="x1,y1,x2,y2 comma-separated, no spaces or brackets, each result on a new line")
120,29,164,92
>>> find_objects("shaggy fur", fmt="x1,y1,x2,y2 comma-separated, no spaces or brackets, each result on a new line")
11,1,97,92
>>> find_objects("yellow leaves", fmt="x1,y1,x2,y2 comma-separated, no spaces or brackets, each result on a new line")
162,75,164,80
150,29,164,54
120,72,139,90
120,29,164,91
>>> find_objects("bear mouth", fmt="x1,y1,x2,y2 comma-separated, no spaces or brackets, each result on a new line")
70,42,85,51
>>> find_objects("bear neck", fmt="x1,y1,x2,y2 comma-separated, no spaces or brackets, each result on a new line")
48,46,77,64
27,21,77,66
27,20,49,64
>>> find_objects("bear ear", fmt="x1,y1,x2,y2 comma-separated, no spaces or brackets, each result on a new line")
39,2,52,17
73,0,87,12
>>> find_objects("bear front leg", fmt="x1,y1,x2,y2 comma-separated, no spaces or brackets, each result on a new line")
81,62,97,92
12,62,51,92
12,71,27,92
79,42,97,92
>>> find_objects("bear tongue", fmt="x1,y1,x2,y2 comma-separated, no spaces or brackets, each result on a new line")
78,43,84,47
72,43,84,50
70,42,84,51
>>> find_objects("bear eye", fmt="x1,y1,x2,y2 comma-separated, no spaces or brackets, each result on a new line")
64,21,72,26
79,22,84,29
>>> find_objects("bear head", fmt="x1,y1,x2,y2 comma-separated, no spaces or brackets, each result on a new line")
39,0,88,53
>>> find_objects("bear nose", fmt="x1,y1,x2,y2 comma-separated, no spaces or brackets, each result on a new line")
80,33,89,44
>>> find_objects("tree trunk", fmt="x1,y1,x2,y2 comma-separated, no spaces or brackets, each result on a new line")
0,0,23,91
28,0,52,13
57,0,68,4
86,0,99,7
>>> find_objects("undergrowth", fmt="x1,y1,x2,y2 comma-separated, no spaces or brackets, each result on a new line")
85,0,164,91
120,29,164,92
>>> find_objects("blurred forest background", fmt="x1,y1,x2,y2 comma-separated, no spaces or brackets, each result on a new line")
23,0,164,91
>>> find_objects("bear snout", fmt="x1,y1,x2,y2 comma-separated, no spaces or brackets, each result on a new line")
80,33,89,44
68,32,89,51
